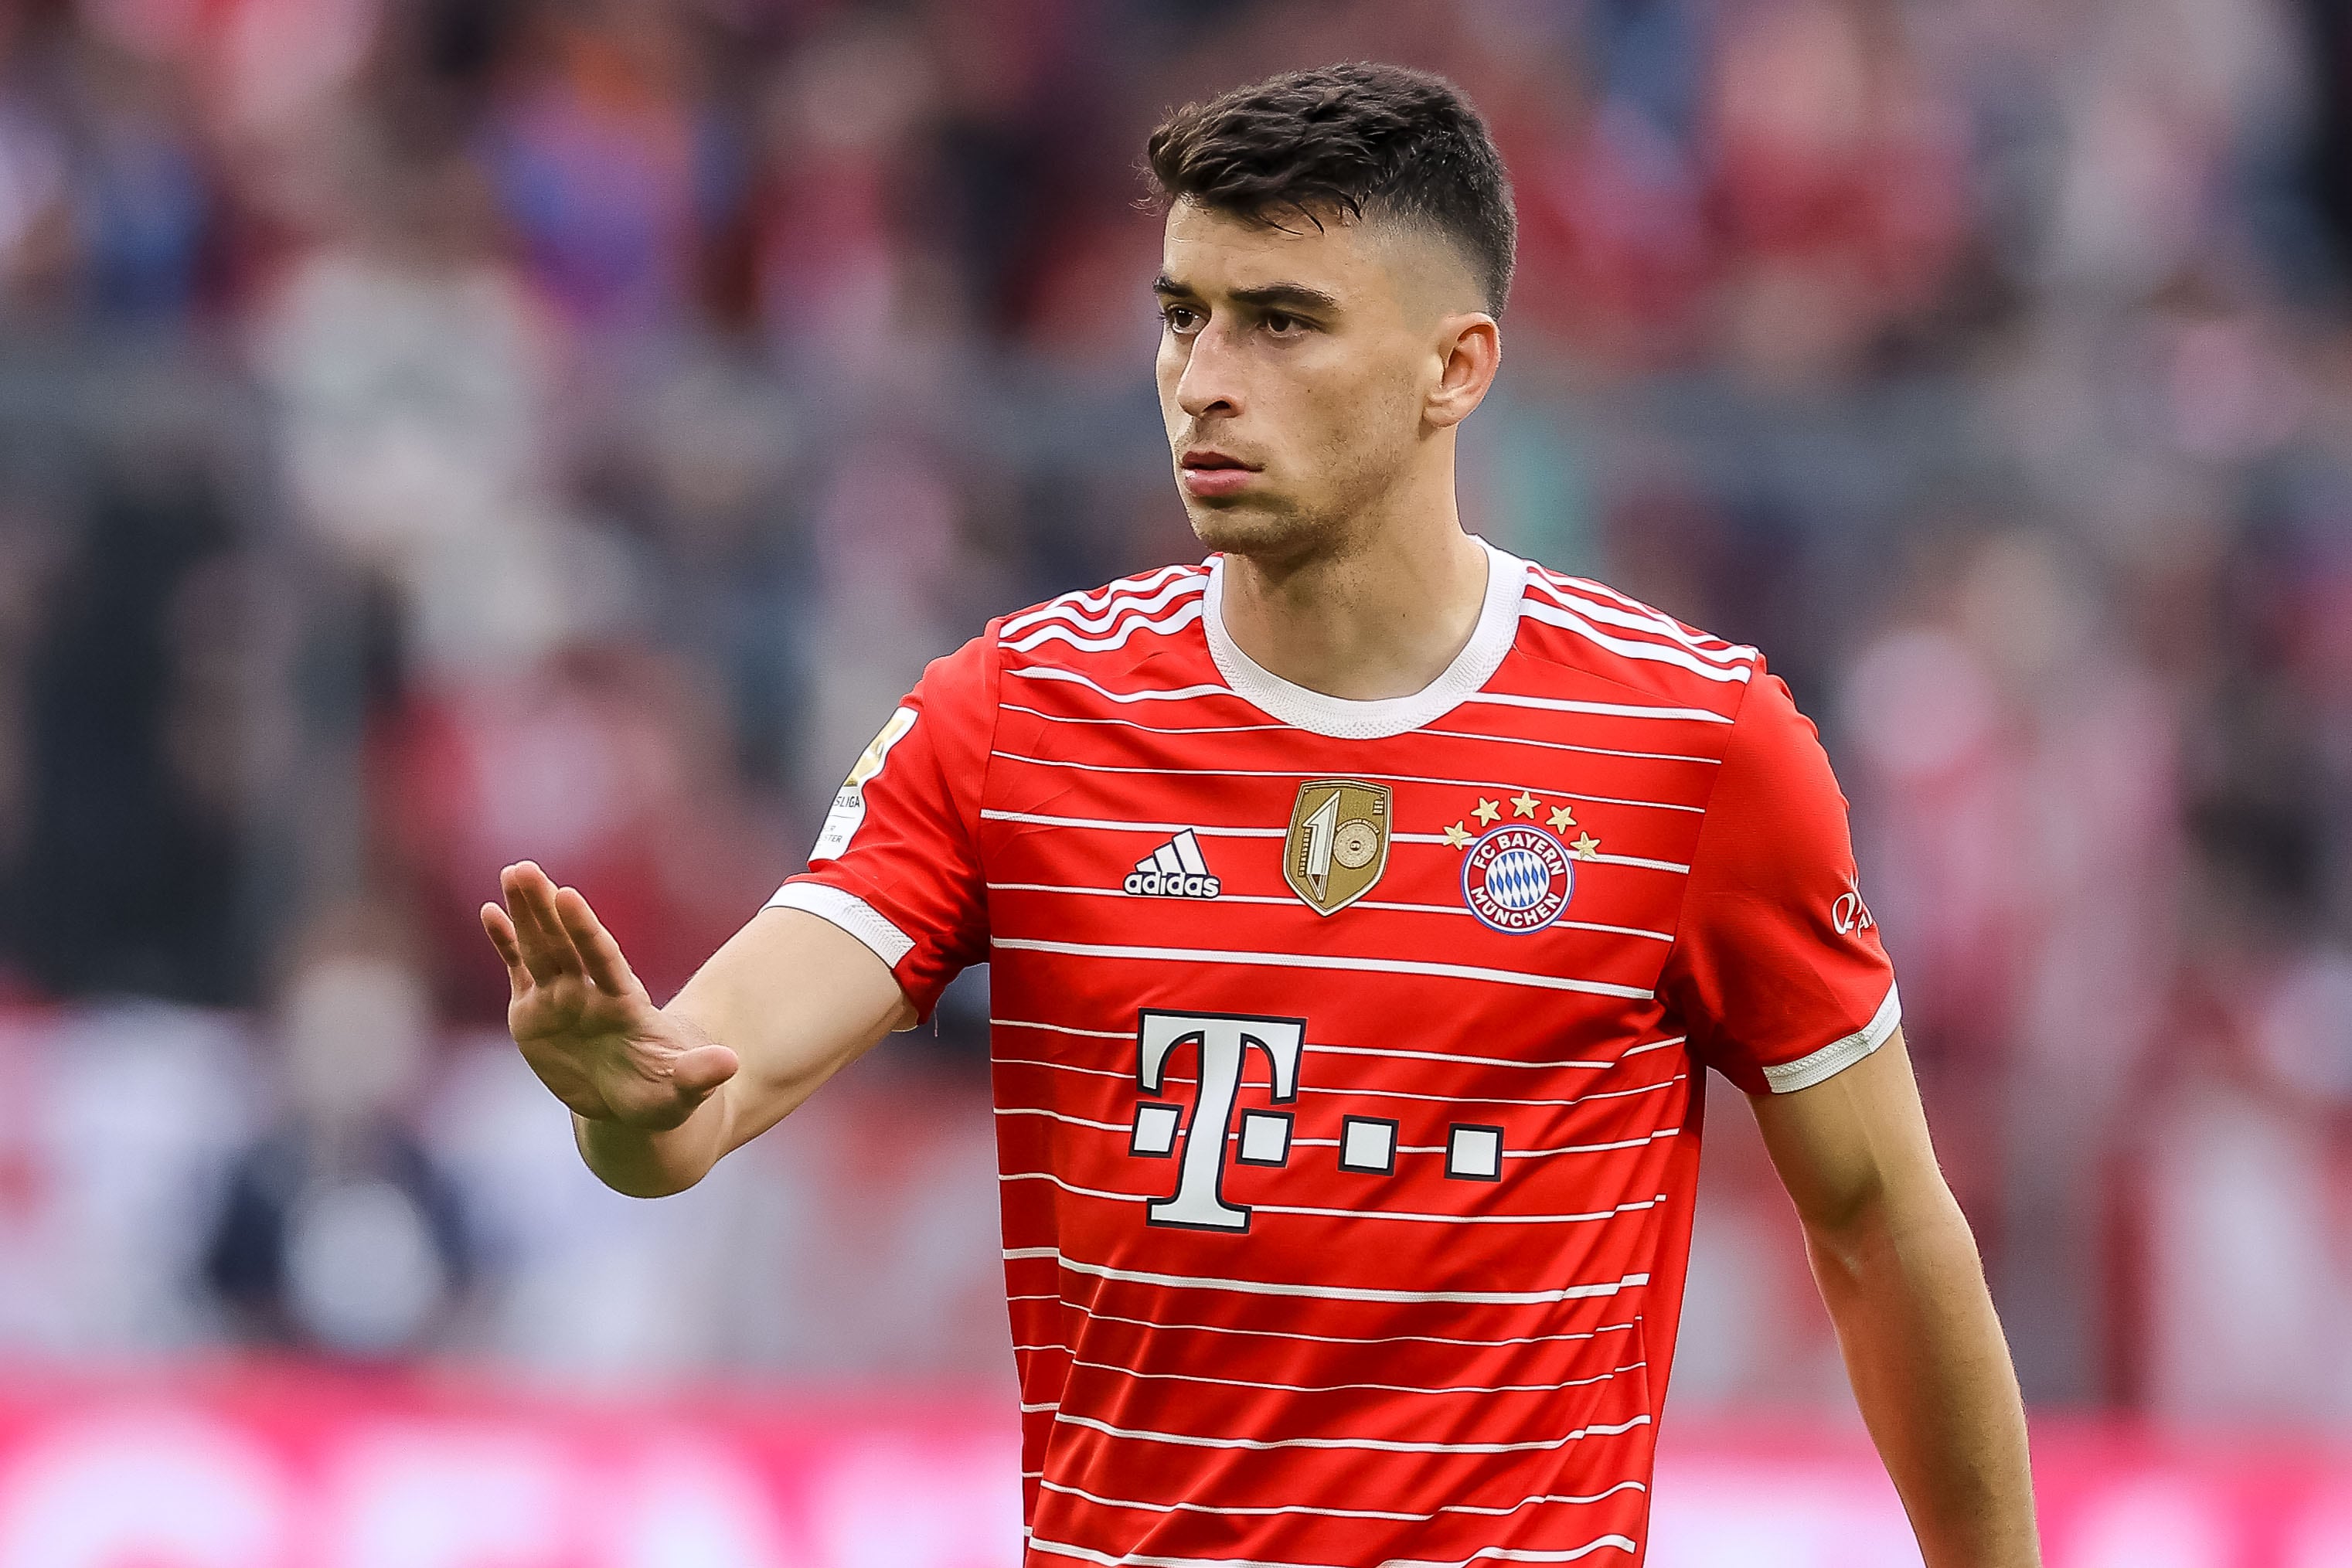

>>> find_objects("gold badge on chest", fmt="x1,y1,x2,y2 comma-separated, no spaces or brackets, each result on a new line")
1284,779,1392,916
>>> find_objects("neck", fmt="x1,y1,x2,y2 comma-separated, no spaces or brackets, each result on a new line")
1212,471,1491,702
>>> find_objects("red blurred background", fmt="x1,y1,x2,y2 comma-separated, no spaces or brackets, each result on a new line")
0,0,2347,1562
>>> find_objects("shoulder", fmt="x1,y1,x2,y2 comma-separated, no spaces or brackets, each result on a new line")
987,559,1216,674
1508,559,1762,719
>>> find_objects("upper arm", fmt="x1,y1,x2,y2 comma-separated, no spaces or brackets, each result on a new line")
685,633,996,1149
1748,1025,1948,1236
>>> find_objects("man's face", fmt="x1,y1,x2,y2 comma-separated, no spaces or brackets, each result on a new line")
1154,199,1482,563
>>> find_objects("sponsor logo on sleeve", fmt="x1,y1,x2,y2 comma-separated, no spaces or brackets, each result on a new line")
1832,887,1875,935
812,707,917,861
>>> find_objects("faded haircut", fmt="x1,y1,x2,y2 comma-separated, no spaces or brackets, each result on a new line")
1145,62,1517,316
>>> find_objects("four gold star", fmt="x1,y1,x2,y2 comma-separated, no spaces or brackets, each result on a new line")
1438,795,1601,856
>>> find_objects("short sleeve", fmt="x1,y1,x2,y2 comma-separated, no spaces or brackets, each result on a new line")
1659,666,1901,1095
766,631,997,1019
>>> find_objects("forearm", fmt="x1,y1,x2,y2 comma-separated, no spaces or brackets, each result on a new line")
572,910,908,1198
1806,1186,2039,1567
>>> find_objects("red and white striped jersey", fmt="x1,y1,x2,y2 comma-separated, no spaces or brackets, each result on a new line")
771,539,1899,1568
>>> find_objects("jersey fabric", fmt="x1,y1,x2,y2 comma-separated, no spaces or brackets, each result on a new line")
769,540,1898,1568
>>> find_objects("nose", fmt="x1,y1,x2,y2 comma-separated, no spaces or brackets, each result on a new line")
1174,321,1241,422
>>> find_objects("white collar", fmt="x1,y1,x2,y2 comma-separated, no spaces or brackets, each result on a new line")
1202,537,1527,740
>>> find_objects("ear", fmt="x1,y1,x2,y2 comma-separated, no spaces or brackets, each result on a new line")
1424,314,1501,430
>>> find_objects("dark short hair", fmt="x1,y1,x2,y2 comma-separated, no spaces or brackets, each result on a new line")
1145,63,1516,315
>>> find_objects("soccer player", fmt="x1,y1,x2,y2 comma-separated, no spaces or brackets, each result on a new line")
482,63,2040,1568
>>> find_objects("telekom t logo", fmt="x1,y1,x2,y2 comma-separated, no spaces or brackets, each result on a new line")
1129,1009,1305,1232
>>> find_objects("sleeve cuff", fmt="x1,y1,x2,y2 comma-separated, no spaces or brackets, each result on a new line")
764,881,917,970
1759,981,1901,1094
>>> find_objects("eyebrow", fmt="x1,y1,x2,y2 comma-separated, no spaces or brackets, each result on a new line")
1152,274,1343,315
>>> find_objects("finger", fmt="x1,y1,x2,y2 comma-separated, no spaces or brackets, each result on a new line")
502,862,582,984
480,903,529,1000
667,1042,740,1100
553,885,638,998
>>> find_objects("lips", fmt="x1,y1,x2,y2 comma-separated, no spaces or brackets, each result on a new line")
1179,449,1255,471
1178,451,1261,498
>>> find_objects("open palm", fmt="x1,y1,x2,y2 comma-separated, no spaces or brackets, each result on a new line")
482,862,739,1130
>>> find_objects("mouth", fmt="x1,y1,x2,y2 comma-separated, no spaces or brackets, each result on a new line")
1179,449,1258,472
1177,448,1262,500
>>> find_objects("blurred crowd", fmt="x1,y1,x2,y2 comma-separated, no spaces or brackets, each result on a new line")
0,0,2345,1422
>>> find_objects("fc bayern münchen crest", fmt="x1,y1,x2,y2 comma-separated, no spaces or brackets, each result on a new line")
1461,824,1574,934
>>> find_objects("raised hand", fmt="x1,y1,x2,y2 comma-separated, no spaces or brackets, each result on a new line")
481,862,740,1131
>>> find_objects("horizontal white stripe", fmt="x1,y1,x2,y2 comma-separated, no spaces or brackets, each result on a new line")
1002,600,1205,655
1004,1245,1650,1306
1305,1042,1637,1071
1028,1539,1350,1568
1237,1195,1663,1229
985,750,1704,814
983,788,1689,870
1761,981,1902,1093
989,1052,1690,1112
1025,1303,1642,1353
1052,1355,1647,1400
1004,1171,1149,1203
1009,1172,1667,1227
1525,577,1756,666
1385,1538,1640,1568
989,1016,1132,1040
982,882,1677,941
996,1106,1135,1133
982,808,1283,838
1000,702,1293,736
989,937,1654,1000
763,883,914,967
1053,1407,1652,1455
1521,600,1753,684
1003,665,1238,705
999,573,1203,638
1036,1475,1646,1525
1619,1036,1685,1059
1387,833,1693,876
1026,1537,1642,1568
984,883,1669,938
1020,1400,1060,1413
1004,1111,1682,1163
1423,726,1720,767
1463,689,1730,725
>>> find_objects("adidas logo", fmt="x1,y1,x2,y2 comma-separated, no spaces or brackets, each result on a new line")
1123,829,1221,899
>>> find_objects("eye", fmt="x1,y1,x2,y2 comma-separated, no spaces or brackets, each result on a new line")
1263,312,1302,336
1161,304,1202,335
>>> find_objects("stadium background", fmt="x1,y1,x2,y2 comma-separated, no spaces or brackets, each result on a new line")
0,0,2345,1561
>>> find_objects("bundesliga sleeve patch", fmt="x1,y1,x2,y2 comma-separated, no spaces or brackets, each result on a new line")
812,706,917,860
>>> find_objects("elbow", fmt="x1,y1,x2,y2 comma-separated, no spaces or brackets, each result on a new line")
591,1165,703,1200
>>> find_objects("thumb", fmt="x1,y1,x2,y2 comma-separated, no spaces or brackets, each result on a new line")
669,1042,740,1100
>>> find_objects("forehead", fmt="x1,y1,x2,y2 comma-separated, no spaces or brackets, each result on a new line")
1159,199,1392,298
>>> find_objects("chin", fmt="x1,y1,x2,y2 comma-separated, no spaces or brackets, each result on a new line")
1184,498,1329,563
